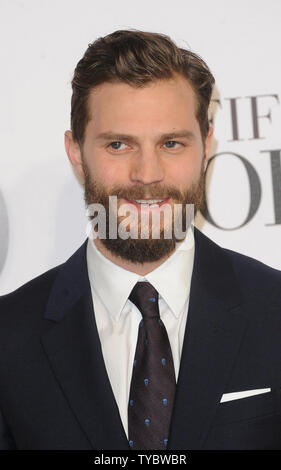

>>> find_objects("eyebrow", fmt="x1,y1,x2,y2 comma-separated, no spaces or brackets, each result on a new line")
95,130,196,143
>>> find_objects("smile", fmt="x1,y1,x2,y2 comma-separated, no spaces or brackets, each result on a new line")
124,198,170,209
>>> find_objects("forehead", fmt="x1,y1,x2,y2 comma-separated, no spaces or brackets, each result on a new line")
86,74,199,134
82,76,201,139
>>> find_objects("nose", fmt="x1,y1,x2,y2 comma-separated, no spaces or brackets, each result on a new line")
129,149,165,185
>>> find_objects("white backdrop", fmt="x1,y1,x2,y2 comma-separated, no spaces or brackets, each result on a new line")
1,0,281,294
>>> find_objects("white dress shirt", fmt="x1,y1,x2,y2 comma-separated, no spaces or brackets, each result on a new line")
86,228,195,438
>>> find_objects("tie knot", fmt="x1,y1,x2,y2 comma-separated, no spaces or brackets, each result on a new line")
129,281,160,320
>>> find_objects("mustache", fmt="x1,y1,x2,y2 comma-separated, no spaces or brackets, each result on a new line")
105,185,184,201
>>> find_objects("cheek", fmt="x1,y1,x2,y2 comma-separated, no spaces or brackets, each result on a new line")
89,156,129,185
167,158,202,187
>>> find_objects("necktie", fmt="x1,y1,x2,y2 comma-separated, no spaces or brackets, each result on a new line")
128,281,176,450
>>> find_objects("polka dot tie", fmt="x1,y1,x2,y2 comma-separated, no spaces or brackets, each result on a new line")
128,282,176,450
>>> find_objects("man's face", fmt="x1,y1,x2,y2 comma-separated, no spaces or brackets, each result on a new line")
66,73,212,263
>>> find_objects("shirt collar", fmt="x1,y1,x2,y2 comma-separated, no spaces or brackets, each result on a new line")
86,227,195,321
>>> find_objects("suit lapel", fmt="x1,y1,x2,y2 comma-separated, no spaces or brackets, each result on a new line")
41,241,130,450
167,227,247,450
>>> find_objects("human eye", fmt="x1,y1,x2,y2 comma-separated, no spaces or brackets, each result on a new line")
163,140,183,149
108,141,128,151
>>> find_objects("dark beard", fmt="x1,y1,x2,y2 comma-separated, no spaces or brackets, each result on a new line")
82,160,205,263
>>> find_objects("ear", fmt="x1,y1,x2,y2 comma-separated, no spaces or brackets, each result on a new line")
64,130,85,183
203,125,213,171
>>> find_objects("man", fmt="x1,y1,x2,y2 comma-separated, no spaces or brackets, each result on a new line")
1,29,281,451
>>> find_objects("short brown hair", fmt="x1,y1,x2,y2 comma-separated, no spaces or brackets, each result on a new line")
71,29,215,145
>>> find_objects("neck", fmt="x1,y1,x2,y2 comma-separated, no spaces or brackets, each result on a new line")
93,237,179,275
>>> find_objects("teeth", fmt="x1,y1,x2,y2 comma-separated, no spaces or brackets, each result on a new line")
134,199,165,204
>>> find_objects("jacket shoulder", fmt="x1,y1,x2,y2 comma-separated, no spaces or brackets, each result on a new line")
195,227,281,306
222,245,281,305
0,264,62,320
0,239,88,328
223,245,281,278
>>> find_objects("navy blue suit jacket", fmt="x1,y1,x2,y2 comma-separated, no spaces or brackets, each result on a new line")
1,227,281,450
